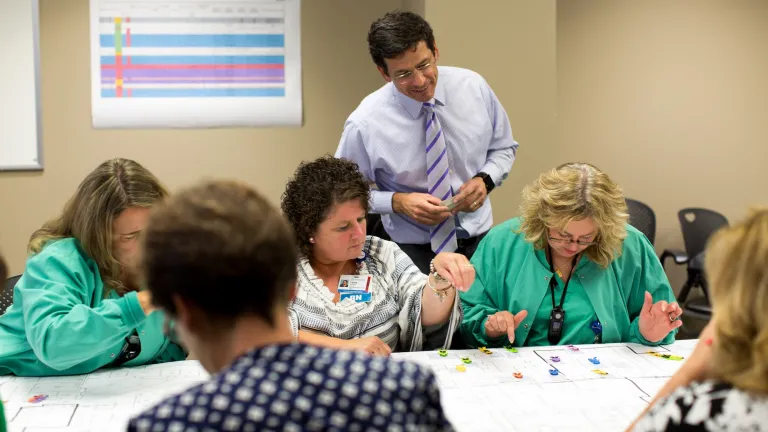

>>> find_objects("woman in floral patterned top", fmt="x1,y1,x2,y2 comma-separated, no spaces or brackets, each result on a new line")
628,208,768,431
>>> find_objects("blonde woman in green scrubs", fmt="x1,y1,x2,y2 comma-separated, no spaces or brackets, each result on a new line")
0,159,186,376
460,163,682,348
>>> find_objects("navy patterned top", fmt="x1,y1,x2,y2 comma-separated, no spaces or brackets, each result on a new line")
127,343,454,431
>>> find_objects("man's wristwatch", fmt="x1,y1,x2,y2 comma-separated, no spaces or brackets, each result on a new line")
473,172,495,194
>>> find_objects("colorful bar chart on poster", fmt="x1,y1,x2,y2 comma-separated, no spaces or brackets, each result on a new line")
90,0,302,128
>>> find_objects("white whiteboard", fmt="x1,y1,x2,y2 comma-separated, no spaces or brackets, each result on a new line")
0,0,43,171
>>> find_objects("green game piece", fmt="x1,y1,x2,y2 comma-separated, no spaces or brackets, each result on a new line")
438,349,448,357
460,356,472,364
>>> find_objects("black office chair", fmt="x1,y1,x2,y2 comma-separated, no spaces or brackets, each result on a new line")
625,198,656,245
2,274,21,315
366,213,391,241
660,208,728,321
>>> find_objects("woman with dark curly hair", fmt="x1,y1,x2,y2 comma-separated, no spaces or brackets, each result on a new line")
281,156,475,355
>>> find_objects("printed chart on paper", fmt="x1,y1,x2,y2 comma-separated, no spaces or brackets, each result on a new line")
90,0,302,127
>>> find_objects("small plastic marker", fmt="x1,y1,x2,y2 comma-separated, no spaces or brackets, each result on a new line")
567,344,580,351
504,345,518,353
588,357,600,365
456,364,467,372
438,349,448,357
647,351,684,361
591,369,608,376
550,356,560,362
549,369,559,376
479,347,493,355
460,356,472,364
28,394,48,403
513,372,523,379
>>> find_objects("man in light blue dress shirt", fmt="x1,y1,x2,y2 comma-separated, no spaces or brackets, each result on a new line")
335,10,518,274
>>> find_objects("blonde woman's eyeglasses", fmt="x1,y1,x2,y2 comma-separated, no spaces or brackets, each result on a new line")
548,236,597,247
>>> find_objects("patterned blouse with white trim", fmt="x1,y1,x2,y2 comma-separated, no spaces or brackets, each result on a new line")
288,236,462,352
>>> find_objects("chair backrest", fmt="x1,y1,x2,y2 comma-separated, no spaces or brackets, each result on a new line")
366,213,391,241
625,198,657,245
1,275,21,315
677,208,729,258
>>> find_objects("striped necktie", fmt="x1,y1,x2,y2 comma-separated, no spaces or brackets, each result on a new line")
423,101,458,254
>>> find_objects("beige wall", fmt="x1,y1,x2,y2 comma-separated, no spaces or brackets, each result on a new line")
3,0,766,285
0,0,400,274
557,0,768,287
423,0,558,226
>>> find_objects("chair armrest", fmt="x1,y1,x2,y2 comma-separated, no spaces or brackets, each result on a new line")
660,249,689,269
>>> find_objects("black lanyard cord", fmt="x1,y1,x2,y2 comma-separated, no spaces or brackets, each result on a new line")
547,246,580,309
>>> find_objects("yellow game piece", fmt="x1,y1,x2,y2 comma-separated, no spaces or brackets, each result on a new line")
591,369,608,375
647,351,683,361
456,364,466,372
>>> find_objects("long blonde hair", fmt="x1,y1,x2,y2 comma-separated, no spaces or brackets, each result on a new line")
518,163,629,268
29,158,167,295
707,208,768,393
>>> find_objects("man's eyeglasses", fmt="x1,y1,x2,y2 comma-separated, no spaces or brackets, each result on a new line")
548,236,597,247
392,61,433,83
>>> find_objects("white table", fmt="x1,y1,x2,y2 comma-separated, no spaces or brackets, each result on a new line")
1,340,697,432
394,340,697,431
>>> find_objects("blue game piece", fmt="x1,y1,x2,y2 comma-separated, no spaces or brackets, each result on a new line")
588,357,600,364
590,320,603,334
549,369,559,376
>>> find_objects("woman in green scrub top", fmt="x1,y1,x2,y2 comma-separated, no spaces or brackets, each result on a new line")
0,158,186,376
460,163,682,348
1,253,7,430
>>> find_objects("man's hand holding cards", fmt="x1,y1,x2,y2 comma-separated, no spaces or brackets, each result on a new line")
441,197,459,211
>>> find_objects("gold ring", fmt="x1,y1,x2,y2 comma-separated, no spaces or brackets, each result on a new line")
668,313,676,322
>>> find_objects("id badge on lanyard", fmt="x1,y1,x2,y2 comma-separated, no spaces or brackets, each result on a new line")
338,274,373,303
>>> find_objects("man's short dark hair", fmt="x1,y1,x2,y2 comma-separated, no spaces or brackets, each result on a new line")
368,10,436,74
141,180,298,326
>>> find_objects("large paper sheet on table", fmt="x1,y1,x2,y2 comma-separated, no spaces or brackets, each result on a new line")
1,340,698,431
392,340,697,431
1,361,208,431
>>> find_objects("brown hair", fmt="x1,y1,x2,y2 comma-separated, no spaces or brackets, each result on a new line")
0,253,7,282
29,158,167,295
141,180,298,326
281,156,369,256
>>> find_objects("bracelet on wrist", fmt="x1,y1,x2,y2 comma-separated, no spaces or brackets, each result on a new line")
428,260,454,302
